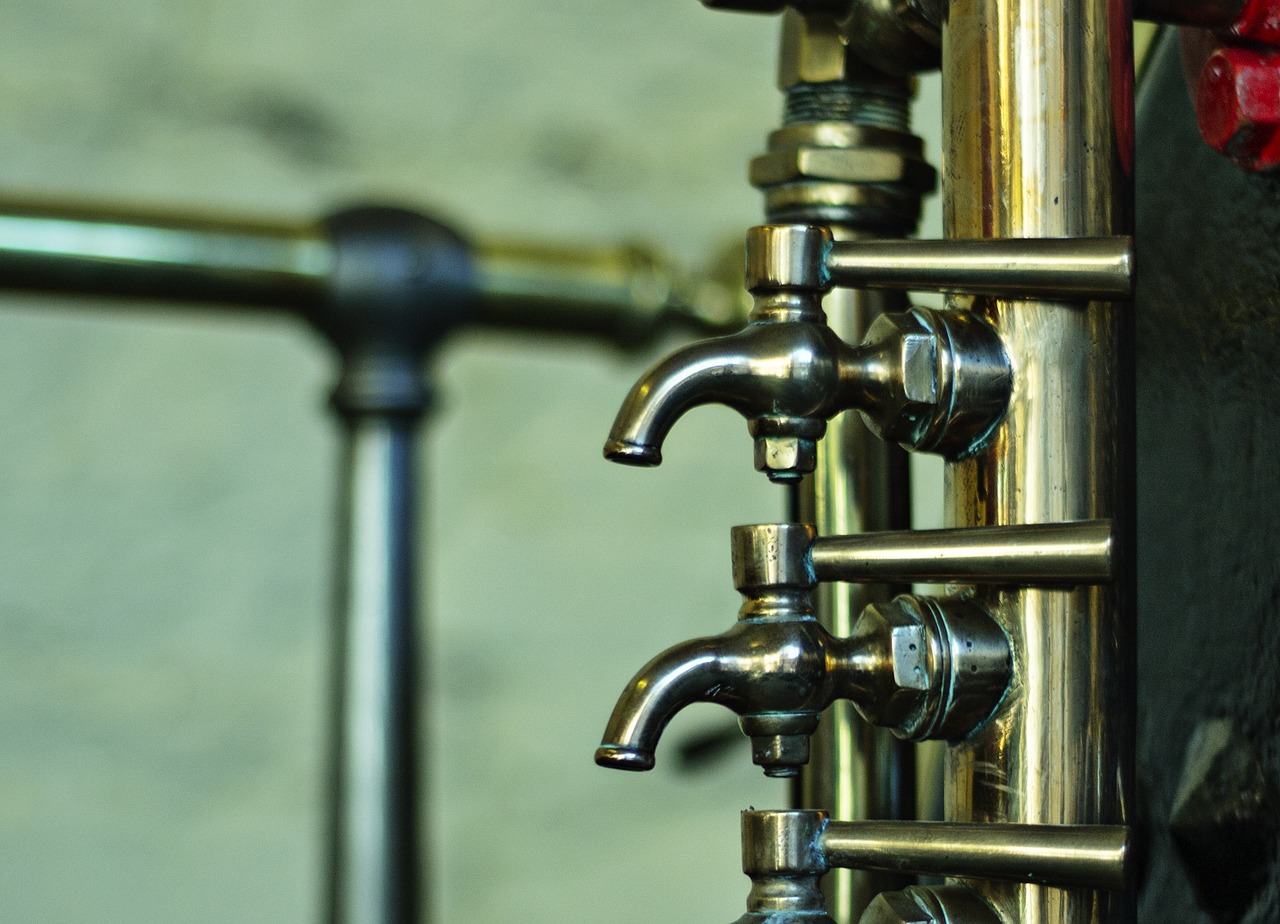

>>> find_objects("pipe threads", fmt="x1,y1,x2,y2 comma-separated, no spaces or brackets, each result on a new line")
783,81,911,130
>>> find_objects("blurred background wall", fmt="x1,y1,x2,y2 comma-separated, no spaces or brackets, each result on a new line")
0,2,941,921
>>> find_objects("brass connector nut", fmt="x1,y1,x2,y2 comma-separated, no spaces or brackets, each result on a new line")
751,146,937,188
761,183,920,228
752,124,936,191
751,122,936,229
858,310,944,447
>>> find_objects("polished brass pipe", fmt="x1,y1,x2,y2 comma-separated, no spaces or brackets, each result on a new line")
810,521,1113,586
824,237,1134,300
942,2,1134,924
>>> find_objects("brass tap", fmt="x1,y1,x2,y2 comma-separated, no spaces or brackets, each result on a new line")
602,225,1011,482
594,524,1011,777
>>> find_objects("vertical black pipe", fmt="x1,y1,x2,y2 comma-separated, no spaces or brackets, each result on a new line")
328,412,423,924
314,207,472,924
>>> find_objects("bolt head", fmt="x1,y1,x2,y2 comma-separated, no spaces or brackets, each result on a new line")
860,311,943,447
861,890,934,924
1196,46,1280,171
849,598,933,732
749,733,811,777
754,434,818,481
1229,0,1280,44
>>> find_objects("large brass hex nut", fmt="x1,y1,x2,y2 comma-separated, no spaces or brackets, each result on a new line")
861,889,936,924
752,124,936,190
862,887,1001,924
849,594,1011,742
847,596,934,733
751,146,937,188
750,122,936,230
859,309,944,448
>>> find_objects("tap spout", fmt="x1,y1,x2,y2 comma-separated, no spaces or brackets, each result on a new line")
603,320,864,478
595,615,845,776
594,632,743,771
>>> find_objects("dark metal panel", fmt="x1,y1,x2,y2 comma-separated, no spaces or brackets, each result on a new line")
1137,29,1280,924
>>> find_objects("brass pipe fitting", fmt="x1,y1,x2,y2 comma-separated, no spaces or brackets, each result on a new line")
602,225,1011,481
594,524,1011,776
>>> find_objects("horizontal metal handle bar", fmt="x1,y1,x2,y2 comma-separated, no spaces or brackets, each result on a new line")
0,200,741,342
819,821,1129,890
823,236,1133,300
809,520,1112,585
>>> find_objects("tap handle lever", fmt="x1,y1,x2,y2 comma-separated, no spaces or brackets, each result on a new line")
733,809,1127,924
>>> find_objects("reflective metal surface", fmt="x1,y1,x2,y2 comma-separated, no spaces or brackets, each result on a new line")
942,2,1134,924
327,415,422,924
600,316,856,479
843,0,941,76
820,822,1129,891
848,595,1010,742
0,199,744,346
799,248,914,924
860,886,1000,924
751,15,930,914
0,200,330,309
809,521,1113,585
595,523,832,776
734,808,1128,921
595,525,1011,775
736,809,836,924
824,237,1134,300
603,225,1011,480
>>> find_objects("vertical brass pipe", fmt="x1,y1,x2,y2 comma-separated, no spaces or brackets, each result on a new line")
328,414,422,924
795,250,915,923
941,3,1134,924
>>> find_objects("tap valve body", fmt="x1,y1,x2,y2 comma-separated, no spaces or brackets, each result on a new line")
594,524,1011,776
602,225,1011,481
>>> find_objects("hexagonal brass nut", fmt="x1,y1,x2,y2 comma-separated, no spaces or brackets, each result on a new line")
860,310,943,448
750,146,937,189
754,434,818,481
778,9,849,88
848,598,933,732
861,889,935,924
